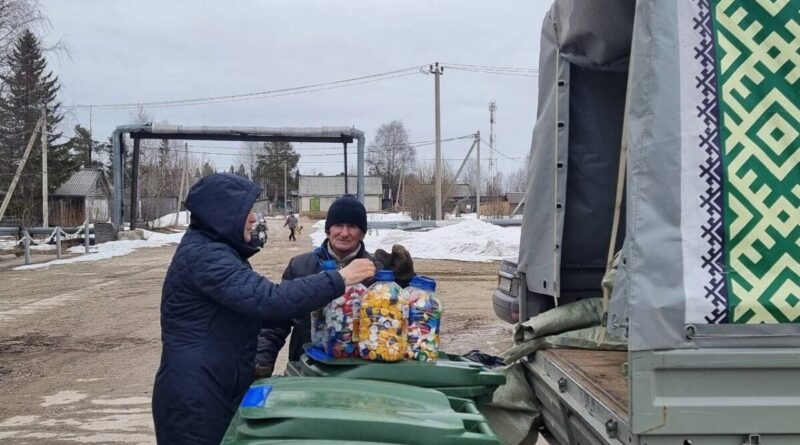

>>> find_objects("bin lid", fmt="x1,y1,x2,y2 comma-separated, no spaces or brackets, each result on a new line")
224,378,499,445
301,345,506,388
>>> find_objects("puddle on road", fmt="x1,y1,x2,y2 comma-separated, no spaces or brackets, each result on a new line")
42,390,88,407
2,392,154,444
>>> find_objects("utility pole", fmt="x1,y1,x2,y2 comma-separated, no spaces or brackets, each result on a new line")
174,143,188,226
429,62,444,220
284,162,288,215
489,102,496,208
41,109,49,227
0,116,44,222
476,131,481,218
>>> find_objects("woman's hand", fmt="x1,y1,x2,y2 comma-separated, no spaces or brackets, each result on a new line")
339,258,376,285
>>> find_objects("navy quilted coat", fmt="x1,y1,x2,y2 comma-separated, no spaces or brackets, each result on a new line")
151,173,345,445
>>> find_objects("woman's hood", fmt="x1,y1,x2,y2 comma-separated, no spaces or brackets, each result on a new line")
185,173,263,256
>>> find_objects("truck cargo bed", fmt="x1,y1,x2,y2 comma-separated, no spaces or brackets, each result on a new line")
525,349,631,445
539,349,628,417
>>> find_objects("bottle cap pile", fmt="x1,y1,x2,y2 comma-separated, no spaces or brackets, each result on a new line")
407,276,442,362
358,270,409,362
323,284,367,358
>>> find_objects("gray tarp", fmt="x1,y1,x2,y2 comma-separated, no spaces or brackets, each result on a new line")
518,0,633,301
607,0,800,350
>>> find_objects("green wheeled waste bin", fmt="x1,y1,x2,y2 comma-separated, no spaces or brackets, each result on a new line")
285,345,505,400
222,377,500,445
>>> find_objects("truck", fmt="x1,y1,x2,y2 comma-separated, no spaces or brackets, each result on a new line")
493,1,800,444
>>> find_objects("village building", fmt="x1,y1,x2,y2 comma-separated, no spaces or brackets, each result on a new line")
49,168,112,226
296,175,383,214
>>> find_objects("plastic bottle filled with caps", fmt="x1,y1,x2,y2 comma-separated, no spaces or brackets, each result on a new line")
323,275,366,358
406,276,442,362
358,269,409,362
310,260,339,348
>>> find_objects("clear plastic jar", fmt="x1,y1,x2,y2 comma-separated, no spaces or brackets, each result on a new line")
406,276,442,362
310,260,338,348
323,282,366,358
358,270,408,362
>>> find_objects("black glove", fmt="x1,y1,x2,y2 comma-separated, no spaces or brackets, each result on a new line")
374,244,415,288
254,364,274,379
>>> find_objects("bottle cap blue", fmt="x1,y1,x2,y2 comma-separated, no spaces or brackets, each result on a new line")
375,269,395,281
410,275,436,292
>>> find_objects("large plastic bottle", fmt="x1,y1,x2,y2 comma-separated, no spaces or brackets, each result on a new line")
358,269,408,362
310,260,338,349
323,272,367,359
406,276,442,362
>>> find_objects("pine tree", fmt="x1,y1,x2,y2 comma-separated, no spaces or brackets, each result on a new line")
235,163,248,178
158,139,170,168
0,29,71,225
64,124,103,169
228,165,235,175
255,142,300,203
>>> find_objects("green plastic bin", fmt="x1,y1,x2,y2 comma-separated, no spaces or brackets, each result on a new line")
285,346,505,399
222,377,499,445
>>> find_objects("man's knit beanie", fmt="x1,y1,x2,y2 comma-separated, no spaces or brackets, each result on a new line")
325,194,368,233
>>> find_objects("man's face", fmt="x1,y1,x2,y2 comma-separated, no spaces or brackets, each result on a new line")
327,224,364,254
243,212,257,242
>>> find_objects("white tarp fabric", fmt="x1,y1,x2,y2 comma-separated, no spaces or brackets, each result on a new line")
608,0,800,350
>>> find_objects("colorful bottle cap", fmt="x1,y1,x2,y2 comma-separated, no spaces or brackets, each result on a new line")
410,275,436,292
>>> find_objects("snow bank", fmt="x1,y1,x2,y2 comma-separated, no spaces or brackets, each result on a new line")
149,211,190,228
311,219,520,262
14,230,184,270
367,212,413,223
313,212,414,229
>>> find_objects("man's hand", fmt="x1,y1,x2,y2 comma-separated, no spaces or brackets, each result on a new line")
339,258,376,285
374,244,415,287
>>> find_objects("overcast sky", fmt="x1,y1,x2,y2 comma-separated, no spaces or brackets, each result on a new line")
40,0,550,178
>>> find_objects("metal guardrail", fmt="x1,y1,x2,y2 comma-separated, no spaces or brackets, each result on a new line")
367,218,522,230
0,222,94,265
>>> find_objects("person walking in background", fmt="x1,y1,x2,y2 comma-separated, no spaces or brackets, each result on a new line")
151,174,375,445
285,213,298,241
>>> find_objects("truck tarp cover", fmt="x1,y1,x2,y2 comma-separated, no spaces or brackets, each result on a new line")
518,0,633,305
521,0,799,351
604,0,800,350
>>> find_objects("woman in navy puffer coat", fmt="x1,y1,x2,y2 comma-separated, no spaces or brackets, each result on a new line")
151,173,373,444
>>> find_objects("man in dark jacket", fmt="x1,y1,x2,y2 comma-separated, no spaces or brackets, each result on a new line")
255,195,414,377
151,174,374,445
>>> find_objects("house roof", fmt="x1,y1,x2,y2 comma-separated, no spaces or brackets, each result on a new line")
449,183,472,198
506,192,525,204
53,169,110,197
298,175,383,196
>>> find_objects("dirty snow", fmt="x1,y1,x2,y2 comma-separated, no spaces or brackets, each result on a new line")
14,230,184,271
0,240,56,251
148,210,190,228
311,218,520,262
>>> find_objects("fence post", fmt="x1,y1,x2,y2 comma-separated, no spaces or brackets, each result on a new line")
22,229,30,265
84,220,90,253
56,227,62,259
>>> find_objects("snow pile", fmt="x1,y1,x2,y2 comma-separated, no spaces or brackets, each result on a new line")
0,239,56,251
15,230,184,270
311,219,520,262
149,211,190,228
367,212,413,223
313,212,413,229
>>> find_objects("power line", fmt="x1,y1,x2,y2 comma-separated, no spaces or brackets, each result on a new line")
65,66,421,110
480,137,526,163
62,63,539,110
